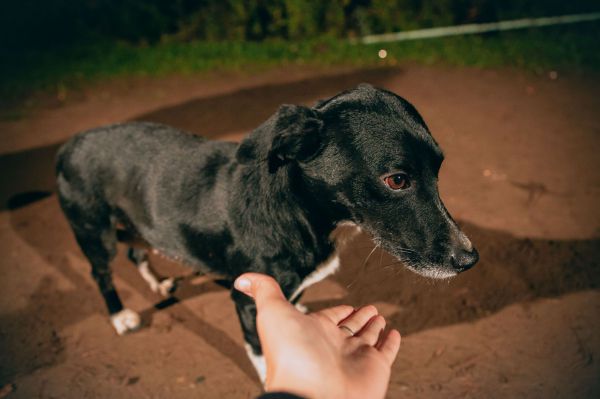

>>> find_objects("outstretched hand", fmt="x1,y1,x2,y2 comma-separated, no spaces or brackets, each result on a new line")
235,273,401,399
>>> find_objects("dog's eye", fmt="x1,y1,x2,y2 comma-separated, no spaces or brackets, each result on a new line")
384,173,410,190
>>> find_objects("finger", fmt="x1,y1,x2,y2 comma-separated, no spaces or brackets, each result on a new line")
376,329,401,365
234,273,287,308
338,305,378,336
317,305,355,324
355,315,386,346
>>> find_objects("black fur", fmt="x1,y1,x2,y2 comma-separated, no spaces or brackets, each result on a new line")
56,84,478,357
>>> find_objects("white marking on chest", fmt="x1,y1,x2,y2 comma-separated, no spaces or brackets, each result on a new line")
245,343,267,384
332,221,362,247
290,254,340,303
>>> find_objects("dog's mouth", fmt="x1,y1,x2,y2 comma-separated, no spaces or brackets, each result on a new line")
385,248,458,280
359,223,478,280
374,238,476,280
400,261,460,279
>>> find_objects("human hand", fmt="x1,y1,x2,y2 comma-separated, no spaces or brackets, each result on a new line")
235,273,401,399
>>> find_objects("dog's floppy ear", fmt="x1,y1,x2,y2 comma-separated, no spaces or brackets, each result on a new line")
236,104,324,172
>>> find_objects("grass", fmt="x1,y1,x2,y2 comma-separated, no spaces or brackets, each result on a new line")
2,21,599,108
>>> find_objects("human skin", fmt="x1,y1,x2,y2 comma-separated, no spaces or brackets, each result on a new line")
235,273,401,399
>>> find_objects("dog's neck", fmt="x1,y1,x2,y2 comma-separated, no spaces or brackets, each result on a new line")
232,163,345,271
287,165,351,234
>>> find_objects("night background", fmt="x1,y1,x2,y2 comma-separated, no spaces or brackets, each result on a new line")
1,1,599,398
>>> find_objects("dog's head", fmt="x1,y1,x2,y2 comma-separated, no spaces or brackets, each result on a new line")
237,84,478,279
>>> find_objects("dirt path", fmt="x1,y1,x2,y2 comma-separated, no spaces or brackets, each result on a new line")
1,66,599,398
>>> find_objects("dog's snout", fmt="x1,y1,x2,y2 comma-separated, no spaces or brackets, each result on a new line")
450,247,479,272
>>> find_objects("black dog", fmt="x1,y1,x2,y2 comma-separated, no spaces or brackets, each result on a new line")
56,84,478,381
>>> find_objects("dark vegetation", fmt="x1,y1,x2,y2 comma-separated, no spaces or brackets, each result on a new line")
1,0,598,107
4,0,598,46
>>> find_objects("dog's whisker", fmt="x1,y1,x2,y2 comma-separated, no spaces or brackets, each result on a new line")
364,245,379,268
346,244,379,289
352,244,387,250
396,247,419,255
379,260,404,269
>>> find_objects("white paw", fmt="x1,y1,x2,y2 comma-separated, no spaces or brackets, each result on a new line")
157,278,176,297
294,302,309,314
110,308,141,335
245,343,267,384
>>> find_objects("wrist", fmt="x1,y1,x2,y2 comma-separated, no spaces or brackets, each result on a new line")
266,369,346,399
266,374,320,399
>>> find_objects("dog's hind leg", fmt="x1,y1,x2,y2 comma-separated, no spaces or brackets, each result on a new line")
74,226,141,335
58,190,141,335
127,248,176,297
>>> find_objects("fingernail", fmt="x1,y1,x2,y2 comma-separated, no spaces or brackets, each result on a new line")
235,277,251,291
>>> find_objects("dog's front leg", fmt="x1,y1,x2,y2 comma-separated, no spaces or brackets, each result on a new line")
231,289,266,383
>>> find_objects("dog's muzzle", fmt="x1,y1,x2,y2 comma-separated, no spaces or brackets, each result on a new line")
449,247,479,272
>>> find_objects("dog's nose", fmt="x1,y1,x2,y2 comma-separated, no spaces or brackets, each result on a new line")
450,247,479,272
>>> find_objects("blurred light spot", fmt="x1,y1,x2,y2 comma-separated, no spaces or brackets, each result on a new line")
378,49,387,59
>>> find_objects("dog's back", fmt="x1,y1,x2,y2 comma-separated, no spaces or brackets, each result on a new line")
56,121,237,266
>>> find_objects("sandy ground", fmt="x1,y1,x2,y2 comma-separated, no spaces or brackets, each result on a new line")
0,65,599,398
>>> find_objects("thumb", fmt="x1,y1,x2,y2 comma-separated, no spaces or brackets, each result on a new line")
234,273,288,308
